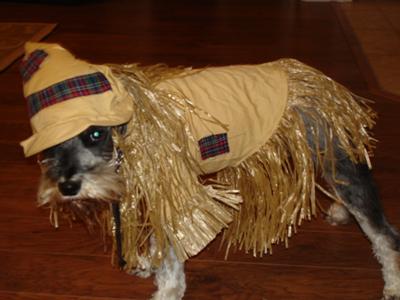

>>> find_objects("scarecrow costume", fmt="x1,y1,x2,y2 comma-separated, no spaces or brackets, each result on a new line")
20,43,375,270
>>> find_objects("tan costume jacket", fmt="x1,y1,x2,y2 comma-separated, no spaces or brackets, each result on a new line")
158,64,288,174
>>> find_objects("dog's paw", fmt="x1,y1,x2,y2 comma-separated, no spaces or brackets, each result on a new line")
151,289,184,300
128,255,154,278
383,288,400,300
326,202,351,226
382,295,400,300
130,267,152,278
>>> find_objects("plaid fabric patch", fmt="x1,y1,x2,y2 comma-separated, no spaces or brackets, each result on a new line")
19,50,48,82
199,133,230,160
26,72,112,117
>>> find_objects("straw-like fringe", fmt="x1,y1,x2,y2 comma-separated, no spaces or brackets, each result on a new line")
52,59,375,270
111,64,242,269
218,112,316,256
217,59,375,257
44,199,112,246
110,59,375,269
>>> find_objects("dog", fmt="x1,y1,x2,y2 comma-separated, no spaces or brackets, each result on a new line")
21,42,400,300
37,126,400,300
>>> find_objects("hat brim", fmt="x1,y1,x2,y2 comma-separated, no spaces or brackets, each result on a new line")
21,116,130,157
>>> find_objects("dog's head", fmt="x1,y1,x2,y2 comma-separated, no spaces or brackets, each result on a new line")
18,43,133,211
37,125,125,207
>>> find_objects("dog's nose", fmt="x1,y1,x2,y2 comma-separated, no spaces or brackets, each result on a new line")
58,181,81,196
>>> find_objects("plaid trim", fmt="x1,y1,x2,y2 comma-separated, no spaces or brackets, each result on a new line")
26,72,112,117
19,50,48,82
199,133,230,160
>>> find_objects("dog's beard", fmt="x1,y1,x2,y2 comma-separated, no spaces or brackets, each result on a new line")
38,161,124,230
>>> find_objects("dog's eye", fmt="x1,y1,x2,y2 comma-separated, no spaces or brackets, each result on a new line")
89,129,105,142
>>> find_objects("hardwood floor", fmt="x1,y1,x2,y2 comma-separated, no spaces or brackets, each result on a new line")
337,0,400,98
0,1,399,299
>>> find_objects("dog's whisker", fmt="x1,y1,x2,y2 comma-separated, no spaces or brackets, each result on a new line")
37,157,55,167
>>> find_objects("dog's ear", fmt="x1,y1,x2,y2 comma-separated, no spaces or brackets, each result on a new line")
115,123,128,135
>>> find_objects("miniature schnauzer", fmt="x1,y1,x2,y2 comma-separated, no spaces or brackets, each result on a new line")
35,108,400,300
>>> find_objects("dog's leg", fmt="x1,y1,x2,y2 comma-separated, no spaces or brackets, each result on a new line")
151,246,186,300
130,255,154,278
326,201,351,226
324,155,400,300
130,236,158,279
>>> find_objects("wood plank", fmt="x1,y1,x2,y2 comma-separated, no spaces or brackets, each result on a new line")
0,215,380,269
0,291,136,300
0,122,31,143
0,251,154,299
185,259,383,300
0,250,383,300
0,144,28,164
196,230,380,270
0,215,108,256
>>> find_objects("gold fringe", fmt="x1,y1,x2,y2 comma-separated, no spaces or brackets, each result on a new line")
110,59,375,269
217,59,375,257
218,112,316,256
111,64,242,269
46,199,112,236
45,59,375,270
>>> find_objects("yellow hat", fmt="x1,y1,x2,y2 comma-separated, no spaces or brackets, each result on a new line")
19,42,133,157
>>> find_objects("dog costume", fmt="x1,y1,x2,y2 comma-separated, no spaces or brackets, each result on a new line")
20,43,375,270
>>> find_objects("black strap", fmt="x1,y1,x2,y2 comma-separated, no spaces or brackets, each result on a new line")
112,202,126,269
